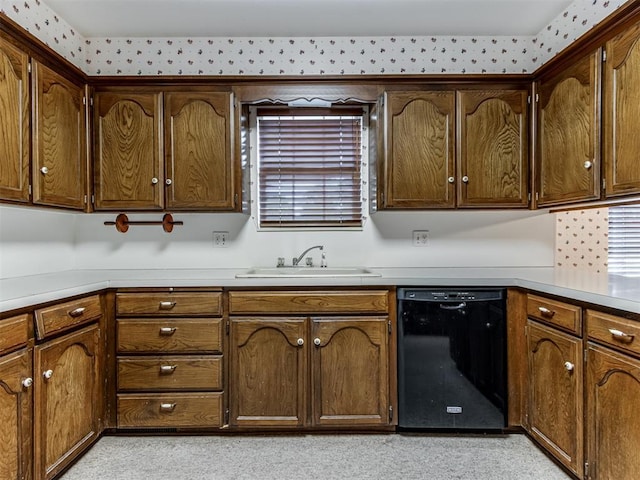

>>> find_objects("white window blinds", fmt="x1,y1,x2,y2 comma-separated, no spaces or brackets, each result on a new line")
256,110,363,228
608,205,640,276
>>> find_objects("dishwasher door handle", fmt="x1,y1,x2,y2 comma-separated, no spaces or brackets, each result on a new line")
439,302,467,310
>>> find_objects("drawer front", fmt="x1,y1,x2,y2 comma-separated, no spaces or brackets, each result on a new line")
117,356,223,391
527,294,582,335
229,290,389,314
587,309,640,357
34,295,102,340
117,393,223,428
117,293,222,316
0,314,29,354
117,318,222,353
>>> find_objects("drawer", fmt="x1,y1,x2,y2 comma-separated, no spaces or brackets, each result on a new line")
0,314,30,354
117,318,222,353
527,294,582,335
34,295,102,340
229,290,389,315
117,392,223,428
117,356,223,391
117,292,222,316
587,309,640,357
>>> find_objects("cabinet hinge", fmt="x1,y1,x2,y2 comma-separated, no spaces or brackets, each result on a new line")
527,192,531,202
535,192,539,201
602,178,606,191
91,194,95,205
226,320,230,335
585,462,589,477
535,93,539,103
527,95,531,104
388,320,392,334
28,184,32,195
27,62,32,74
82,96,86,106
389,405,393,422
224,408,230,425
234,193,238,207
83,194,88,205
602,49,607,62
584,348,588,363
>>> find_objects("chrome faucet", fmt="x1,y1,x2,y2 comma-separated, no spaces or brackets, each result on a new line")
292,245,324,267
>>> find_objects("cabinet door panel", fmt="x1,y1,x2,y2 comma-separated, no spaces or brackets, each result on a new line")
34,324,100,480
458,90,528,208
311,317,389,426
604,20,640,197
0,349,32,480
229,318,306,427
94,92,163,210
587,343,640,480
383,91,455,208
0,37,30,203
537,50,600,206
32,61,86,209
527,320,583,477
165,92,235,210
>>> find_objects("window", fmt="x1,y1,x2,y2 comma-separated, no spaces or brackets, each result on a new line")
608,204,640,276
253,107,365,229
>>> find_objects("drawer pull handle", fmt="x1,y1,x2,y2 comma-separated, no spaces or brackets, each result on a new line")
159,327,177,335
609,328,635,343
159,301,177,310
68,307,86,317
160,403,176,412
160,365,177,374
564,361,575,372
538,306,555,318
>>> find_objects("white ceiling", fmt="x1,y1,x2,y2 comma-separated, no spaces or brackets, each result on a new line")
43,0,575,38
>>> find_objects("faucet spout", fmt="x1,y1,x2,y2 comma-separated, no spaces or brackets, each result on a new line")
292,245,324,266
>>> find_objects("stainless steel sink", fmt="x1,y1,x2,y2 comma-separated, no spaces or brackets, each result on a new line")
236,267,381,278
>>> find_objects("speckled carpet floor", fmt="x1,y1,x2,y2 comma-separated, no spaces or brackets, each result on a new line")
60,433,571,480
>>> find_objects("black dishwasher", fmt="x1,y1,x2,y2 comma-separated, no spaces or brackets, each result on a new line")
397,288,507,431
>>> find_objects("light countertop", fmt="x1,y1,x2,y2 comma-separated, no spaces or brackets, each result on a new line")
1,267,639,315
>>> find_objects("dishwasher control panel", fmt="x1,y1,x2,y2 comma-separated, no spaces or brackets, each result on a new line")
398,288,504,302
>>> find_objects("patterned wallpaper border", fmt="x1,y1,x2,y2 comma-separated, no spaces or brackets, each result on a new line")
0,0,630,75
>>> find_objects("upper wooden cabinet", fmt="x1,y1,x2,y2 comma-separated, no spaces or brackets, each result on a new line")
536,50,601,207
380,88,529,209
603,20,640,198
164,92,235,210
31,60,86,209
94,91,163,210
0,37,30,203
457,90,529,208
381,91,456,208
93,89,237,211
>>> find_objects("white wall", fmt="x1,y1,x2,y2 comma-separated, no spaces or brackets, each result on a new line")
0,204,555,278
0,205,78,278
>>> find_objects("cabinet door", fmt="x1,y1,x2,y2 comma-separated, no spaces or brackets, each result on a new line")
604,20,640,198
311,317,389,426
165,92,235,210
527,320,583,477
94,91,163,210
457,90,529,208
0,37,30,203
587,343,640,480
229,317,306,427
0,349,33,480
34,324,101,480
32,61,86,209
537,50,600,207
382,91,455,208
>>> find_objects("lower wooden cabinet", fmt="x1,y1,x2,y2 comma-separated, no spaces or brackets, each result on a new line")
0,348,33,480
34,324,101,480
526,319,583,477
229,314,391,429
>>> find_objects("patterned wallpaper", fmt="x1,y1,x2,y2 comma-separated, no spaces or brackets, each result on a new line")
555,209,609,273
1,0,631,76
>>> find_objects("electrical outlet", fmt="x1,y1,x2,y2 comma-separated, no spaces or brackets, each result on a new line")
213,231,229,247
412,230,429,246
